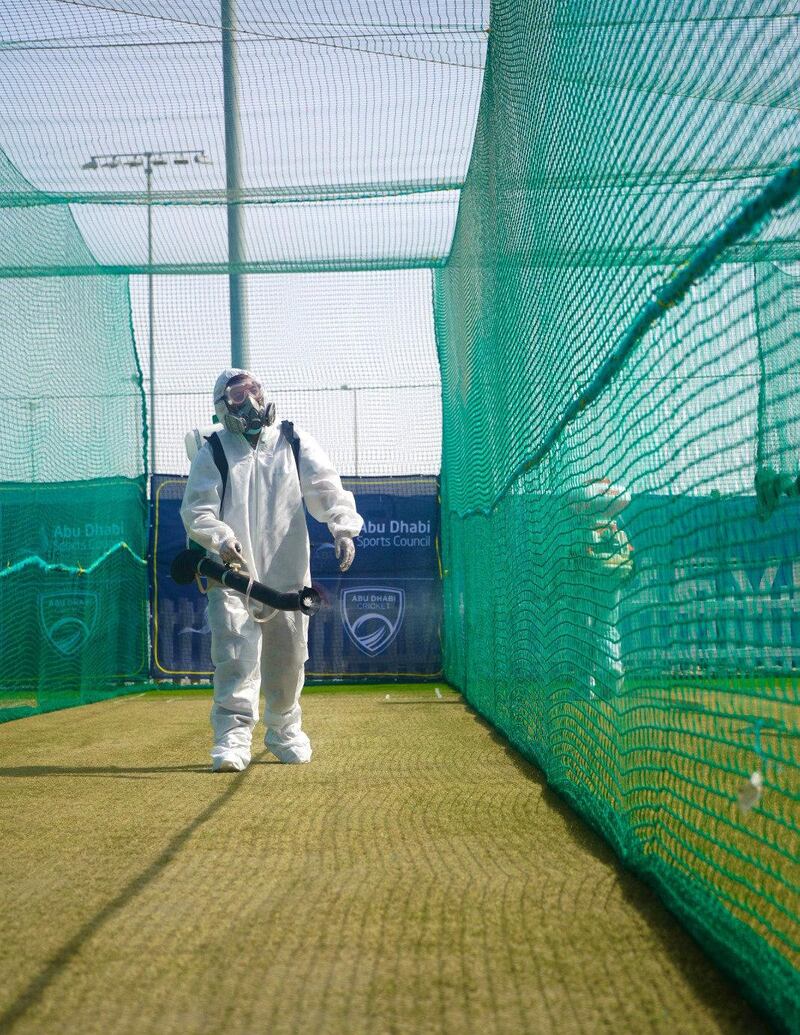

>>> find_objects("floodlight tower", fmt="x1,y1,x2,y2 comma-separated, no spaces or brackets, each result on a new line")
81,149,211,479
221,0,249,370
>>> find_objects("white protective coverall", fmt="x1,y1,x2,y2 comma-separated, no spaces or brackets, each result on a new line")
181,369,363,768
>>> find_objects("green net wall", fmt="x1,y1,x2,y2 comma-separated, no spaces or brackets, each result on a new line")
0,150,149,720
435,2,800,1029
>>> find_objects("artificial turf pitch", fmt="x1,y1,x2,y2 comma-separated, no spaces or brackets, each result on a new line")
0,687,768,1035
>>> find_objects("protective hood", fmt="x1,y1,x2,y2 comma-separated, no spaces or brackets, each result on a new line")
213,367,252,424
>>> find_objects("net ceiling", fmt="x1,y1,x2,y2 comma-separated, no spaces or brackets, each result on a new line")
0,0,488,273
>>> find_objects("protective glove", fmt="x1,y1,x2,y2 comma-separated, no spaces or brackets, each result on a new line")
335,535,355,572
219,537,247,571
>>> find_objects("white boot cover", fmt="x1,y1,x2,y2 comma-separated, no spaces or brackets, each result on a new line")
265,723,312,764
210,725,253,772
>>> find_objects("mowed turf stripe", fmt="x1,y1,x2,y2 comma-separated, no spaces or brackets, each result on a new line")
0,689,768,1035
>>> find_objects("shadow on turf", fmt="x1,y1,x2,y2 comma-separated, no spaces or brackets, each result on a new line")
0,750,266,1033
0,759,285,778
0,764,212,778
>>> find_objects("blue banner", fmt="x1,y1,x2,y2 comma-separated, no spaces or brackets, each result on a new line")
151,475,442,681
620,494,800,673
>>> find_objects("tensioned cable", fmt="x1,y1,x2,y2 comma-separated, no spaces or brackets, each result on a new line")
0,36,483,52
0,28,487,50
43,0,489,70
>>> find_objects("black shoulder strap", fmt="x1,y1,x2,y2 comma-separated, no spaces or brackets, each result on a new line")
205,431,229,518
280,420,301,475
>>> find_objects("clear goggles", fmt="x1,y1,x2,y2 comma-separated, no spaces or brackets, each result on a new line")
219,378,263,407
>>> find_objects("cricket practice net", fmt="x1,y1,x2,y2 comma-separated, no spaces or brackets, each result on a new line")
0,1,797,1027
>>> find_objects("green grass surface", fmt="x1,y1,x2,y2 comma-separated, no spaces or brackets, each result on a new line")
0,681,450,721
0,687,768,1034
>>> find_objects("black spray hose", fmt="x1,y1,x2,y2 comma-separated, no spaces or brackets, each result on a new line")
170,549,321,616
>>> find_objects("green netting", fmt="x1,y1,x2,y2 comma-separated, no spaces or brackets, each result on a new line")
435,2,799,1030
0,2,483,476
0,151,149,720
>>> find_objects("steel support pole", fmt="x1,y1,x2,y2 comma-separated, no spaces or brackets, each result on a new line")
221,0,249,369
146,155,156,479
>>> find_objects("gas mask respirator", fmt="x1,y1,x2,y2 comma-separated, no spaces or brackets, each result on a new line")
217,376,276,437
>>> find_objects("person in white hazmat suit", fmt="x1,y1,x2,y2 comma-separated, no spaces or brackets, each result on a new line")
567,478,635,699
181,369,363,771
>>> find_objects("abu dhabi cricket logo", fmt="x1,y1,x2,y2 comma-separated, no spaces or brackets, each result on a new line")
38,591,99,656
341,586,405,656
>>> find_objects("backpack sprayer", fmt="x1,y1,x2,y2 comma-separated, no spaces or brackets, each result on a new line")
172,420,321,618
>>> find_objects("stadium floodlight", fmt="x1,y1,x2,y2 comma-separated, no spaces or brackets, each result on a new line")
79,147,208,481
